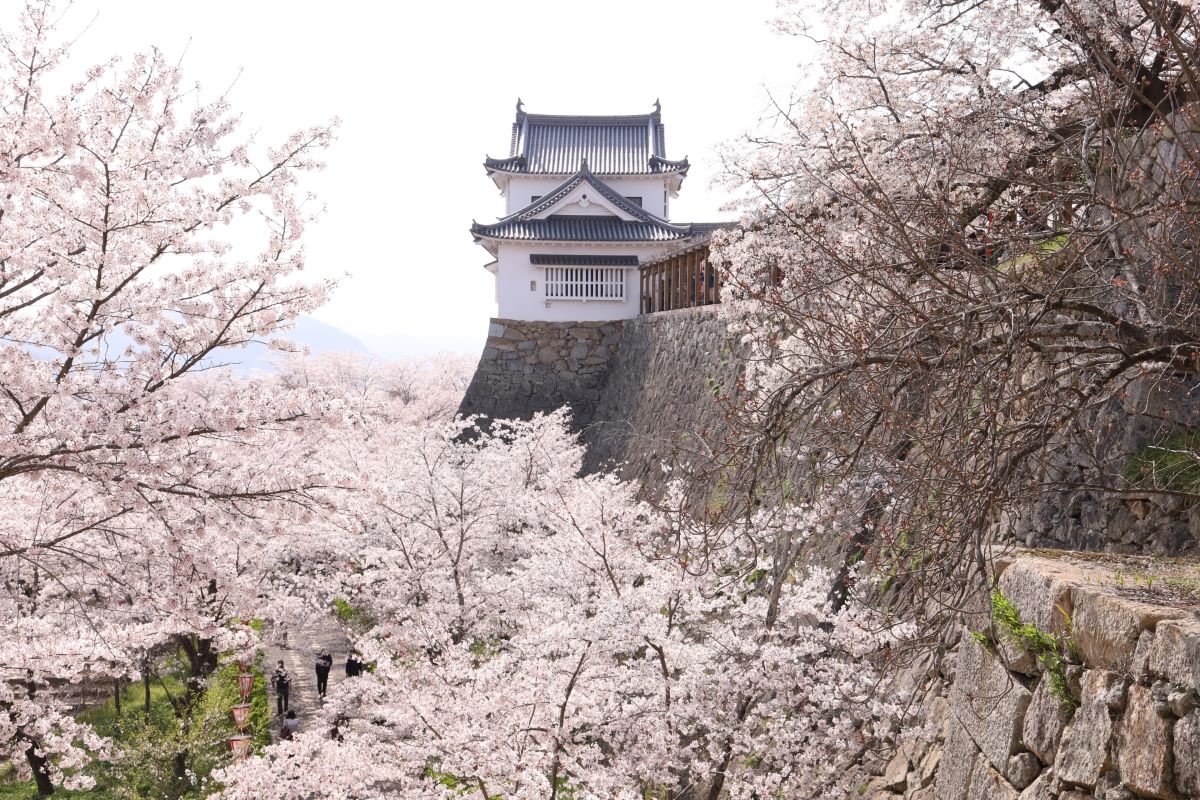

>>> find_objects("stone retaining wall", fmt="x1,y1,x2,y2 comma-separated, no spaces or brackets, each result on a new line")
459,309,1198,553
1005,378,1200,556
582,306,740,486
457,317,624,430
871,555,1200,800
458,308,743,493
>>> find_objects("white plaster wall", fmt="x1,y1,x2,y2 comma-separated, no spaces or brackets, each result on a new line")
493,242,673,321
504,175,671,217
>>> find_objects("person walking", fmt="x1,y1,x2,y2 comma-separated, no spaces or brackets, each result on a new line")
315,650,332,698
345,650,362,678
271,660,291,715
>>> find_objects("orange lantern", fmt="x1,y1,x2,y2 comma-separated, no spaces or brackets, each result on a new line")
230,703,252,732
237,672,255,700
228,734,253,760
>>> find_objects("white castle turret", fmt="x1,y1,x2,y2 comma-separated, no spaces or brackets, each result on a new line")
471,100,721,322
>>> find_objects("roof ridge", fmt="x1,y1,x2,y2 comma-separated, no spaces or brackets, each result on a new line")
521,113,659,125
484,101,687,177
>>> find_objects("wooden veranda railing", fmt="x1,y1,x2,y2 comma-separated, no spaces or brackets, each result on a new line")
639,243,720,314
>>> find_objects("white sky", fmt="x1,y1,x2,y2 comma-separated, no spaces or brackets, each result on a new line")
63,1,806,358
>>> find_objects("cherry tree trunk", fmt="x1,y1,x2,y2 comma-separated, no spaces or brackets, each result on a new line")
25,744,54,796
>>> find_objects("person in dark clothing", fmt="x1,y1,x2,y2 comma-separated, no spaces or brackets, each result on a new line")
271,660,291,715
330,714,349,742
345,651,362,677
280,709,299,740
315,650,333,698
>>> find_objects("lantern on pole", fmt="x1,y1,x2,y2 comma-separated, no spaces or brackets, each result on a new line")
231,703,252,732
237,672,255,700
228,734,253,760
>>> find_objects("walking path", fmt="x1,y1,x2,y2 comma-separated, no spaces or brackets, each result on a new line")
264,619,352,740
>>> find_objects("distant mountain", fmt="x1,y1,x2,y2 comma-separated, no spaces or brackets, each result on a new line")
221,315,372,373
358,331,485,361
22,316,384,373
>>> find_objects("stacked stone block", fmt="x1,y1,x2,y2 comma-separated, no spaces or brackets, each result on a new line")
584,305,740,485
868,555,1200,800
457,318,624,430
458,307,741,493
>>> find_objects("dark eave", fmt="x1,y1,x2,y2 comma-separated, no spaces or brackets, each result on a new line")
471,216,690,243
471,164,695,244
530,254,640,266
638,222,740,267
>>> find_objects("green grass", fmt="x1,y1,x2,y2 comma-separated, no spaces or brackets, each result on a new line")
992,233,1071,274
1123,429,1200,496
989,589,1078,708
333,597,376,632
0,652,271,799
0,769,110,800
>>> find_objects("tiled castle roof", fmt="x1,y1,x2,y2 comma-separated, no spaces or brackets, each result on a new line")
483,100,690,176
473,217,693,243
471,163,695,244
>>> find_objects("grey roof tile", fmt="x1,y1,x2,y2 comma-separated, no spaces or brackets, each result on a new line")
472,216,691,242
472,164,694,243
484,103,689,176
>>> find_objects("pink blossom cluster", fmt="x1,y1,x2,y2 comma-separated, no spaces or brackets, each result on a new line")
217,408,910,799
0,0,337,786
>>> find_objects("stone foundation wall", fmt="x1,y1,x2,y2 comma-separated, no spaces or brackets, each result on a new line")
460,311,1200,553
582,305,741,485
457,318,624,430
458,308,743,491
872,555,1200,800
1005,376,1200,556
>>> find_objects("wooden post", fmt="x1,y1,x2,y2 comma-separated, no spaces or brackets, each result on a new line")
670,255,677,310
712,249,721,303
673,253,682,310
688,249,698,307
683,251,690,308
114,679,121,717
683,252,689,308
680,253,687,309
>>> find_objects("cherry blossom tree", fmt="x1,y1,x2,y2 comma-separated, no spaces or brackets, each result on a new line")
217,410,910,800
276,350,476,426
0,1,337,791
713,0,1200,633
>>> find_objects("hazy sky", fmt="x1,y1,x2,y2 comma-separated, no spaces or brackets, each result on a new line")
62,1,807,357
